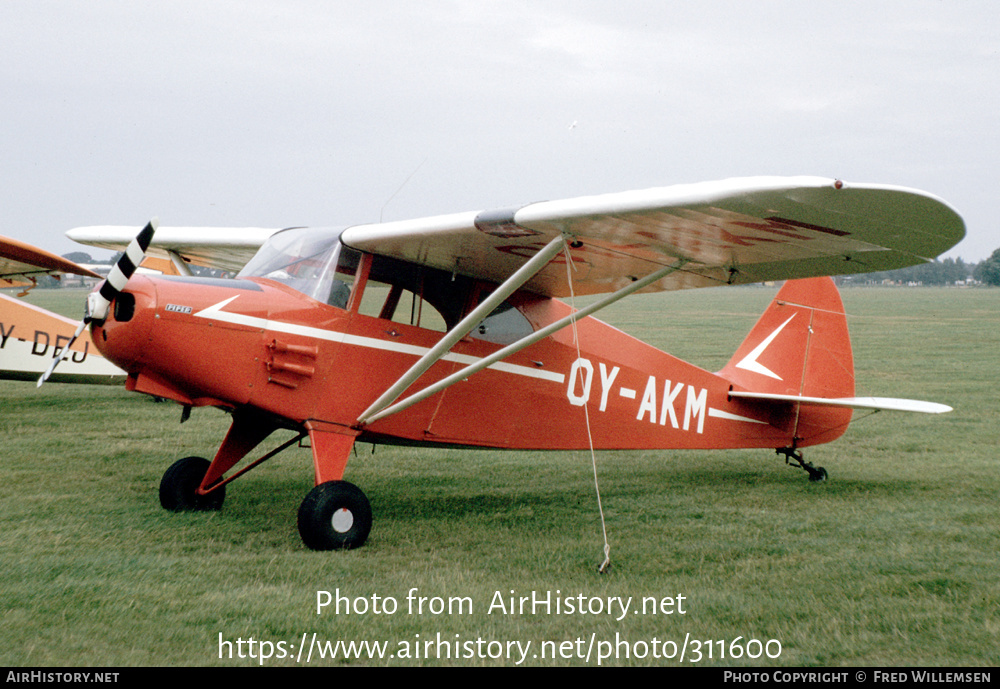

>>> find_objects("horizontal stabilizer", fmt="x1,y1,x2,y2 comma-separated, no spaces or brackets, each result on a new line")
729,391,952,414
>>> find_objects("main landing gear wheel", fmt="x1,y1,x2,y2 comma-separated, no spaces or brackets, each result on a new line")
297,480,372,551
159,456,226,511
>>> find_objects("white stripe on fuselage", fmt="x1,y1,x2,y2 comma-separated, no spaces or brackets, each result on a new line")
193,297,774,428
707,408,768,425
193,296,565,384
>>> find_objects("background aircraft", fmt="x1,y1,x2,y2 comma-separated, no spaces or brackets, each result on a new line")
58,176,965,551
1,234,102,290
0,235,214,385
0,236,126,384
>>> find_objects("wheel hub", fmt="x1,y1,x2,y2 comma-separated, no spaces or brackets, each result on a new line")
331,507,354,533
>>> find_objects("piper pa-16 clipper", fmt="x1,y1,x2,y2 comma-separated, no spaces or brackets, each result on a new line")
48,176,965,551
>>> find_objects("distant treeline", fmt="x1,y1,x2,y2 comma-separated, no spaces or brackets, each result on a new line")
842,257,975,286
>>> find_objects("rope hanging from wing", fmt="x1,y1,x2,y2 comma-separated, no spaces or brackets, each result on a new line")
562,236,612,574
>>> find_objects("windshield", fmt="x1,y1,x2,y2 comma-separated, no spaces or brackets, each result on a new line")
237,227,356,305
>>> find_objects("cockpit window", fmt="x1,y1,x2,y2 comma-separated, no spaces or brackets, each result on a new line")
473,300,533,345
239,229,536,343
357,281,448,332
357,254,465,332
238,227,357,306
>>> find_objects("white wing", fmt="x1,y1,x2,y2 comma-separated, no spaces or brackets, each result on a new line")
65,226,283,273
64,177,964,296
341,176,965,297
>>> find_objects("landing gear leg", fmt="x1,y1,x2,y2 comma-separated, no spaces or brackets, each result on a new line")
159,408,279,513
297,423,371,550
777,447,828,482
160,456,226,510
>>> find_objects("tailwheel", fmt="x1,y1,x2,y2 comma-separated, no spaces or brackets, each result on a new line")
297,480,372,550
777,447,828,483
808,466,828,483
159,456,226,511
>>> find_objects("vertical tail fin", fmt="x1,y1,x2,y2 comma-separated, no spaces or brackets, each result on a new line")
719,277,854,400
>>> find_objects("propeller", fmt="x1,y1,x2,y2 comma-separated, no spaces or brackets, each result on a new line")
37,218,158,387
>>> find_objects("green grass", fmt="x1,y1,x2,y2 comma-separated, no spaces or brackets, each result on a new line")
1,286,997,666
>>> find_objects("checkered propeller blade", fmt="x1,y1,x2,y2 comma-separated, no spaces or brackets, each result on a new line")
37,218,158,387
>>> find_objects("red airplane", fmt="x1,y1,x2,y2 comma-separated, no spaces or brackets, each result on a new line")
51,176,965,551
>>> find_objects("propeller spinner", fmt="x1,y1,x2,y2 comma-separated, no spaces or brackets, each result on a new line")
37,218,158,387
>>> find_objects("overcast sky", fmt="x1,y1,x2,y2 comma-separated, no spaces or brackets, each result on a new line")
1,1,996,262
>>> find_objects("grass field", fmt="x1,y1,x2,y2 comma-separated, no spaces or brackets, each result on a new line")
1,286,997,666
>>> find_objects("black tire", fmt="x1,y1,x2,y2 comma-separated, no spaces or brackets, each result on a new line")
808,466,828,483
297,481,372,550
159,456,226,511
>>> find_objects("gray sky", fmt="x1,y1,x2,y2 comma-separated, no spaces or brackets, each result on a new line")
2,1,996,262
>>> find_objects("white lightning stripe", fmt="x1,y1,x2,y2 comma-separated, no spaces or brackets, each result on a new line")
708,408,769,424
734,314,796,380
193,297,565,384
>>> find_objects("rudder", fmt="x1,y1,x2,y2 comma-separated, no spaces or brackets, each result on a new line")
719,277,855,403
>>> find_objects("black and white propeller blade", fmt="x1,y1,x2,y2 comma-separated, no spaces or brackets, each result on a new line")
37,218,158,387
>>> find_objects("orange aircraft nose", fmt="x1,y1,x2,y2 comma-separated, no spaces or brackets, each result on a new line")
91,274,157,373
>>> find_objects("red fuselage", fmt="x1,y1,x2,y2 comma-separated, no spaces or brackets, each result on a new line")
93,272,851,453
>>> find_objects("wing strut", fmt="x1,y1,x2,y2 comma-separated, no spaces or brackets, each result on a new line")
355,235,567,425
167,250,194,276
359,256,689,426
